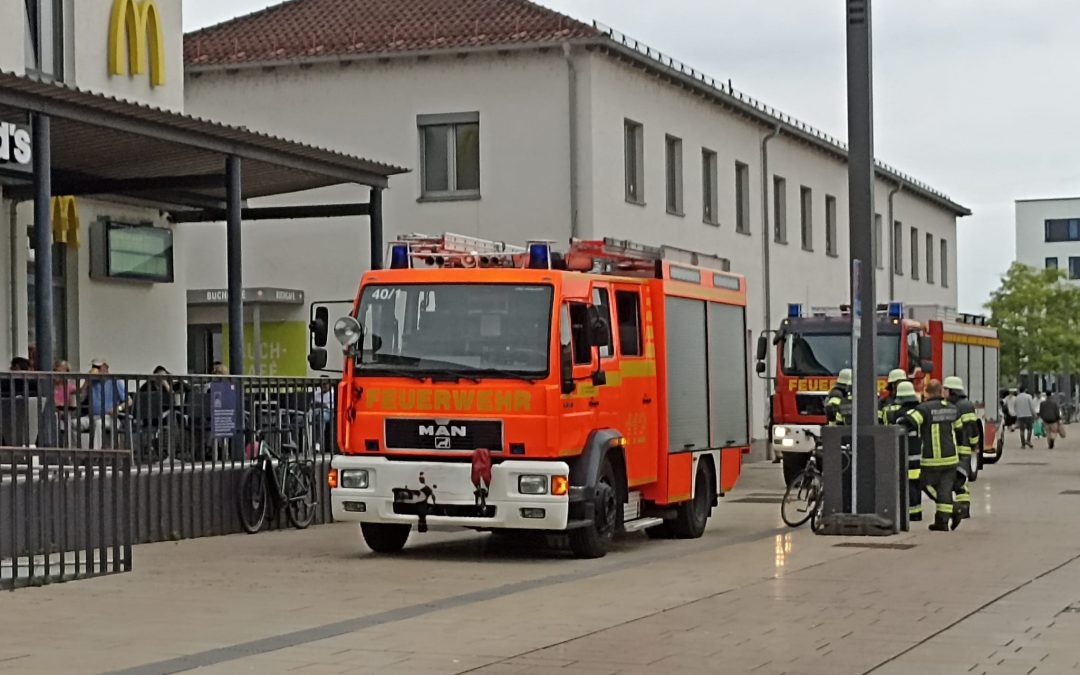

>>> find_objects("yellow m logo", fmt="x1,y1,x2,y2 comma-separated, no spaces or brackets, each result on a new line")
51,197,80,249
108,0,165,87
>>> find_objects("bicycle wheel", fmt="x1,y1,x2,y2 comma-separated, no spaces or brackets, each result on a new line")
238,466,269,534
284,463,317,530
781,469,820,528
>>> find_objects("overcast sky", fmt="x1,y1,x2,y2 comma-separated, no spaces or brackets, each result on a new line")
185,0,1080,313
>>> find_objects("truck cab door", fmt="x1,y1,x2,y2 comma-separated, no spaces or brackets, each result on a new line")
591,283,624,433
611,284,659,489
559,301,599,453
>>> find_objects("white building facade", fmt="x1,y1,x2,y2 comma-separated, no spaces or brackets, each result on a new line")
183,1,968,436
1015,197,1080,279
1,0,188,373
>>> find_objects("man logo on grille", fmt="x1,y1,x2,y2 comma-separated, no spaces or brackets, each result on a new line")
419,424,466,438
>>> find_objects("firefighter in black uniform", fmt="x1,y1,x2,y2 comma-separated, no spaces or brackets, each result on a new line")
944,376,979,521
885,381,923,522
878,369,908,423
825,368,853,426
900,379,964,531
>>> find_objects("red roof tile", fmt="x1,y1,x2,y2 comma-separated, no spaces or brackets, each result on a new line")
184,0,601,67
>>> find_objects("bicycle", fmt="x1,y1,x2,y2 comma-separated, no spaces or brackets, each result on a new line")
781,441,851,532
237,430,317,533
781,449,825,531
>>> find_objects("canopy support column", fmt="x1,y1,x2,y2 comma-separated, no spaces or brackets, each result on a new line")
226,156,244,375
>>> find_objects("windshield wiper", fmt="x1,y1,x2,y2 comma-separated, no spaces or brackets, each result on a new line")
467,368,542,384
355,366,428,382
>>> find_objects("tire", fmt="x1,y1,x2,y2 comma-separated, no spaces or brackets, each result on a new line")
781,469,819,528
238,466,269,534
985,433,1004,465
782,452,810,486
672,461,715,539
284,464,317,530
968,452,979,483
569,458,621,559
360,523,411,553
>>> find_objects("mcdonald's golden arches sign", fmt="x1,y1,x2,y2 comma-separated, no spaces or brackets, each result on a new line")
51,197,80,248
108,0,165,87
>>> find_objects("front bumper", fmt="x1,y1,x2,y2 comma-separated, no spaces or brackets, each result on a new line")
771,424,821,454
331,456,571,531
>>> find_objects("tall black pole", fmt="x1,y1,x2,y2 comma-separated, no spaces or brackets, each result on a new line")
225,156,244,375
32,114,53,372
846,0,877,430
369,186,384,270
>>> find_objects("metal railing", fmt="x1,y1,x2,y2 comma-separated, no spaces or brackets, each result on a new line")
0,373,338,544
1,447,133,590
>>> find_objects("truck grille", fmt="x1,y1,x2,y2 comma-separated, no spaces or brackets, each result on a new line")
384,418,503,451
795,394,826,416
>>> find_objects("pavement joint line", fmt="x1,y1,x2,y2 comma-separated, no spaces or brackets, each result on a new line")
102,523,798,675
861,548,1080,675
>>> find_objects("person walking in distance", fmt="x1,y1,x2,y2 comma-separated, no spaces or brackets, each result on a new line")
900,379,964,531
885,381,923,522
1038,393,1065,449
944,376,979,521
1013,387,1038,448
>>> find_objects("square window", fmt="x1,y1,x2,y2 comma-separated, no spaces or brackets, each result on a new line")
1046,257,1059,270
418,113,480,200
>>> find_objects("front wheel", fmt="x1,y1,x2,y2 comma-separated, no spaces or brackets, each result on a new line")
238,466,269,534
284,463,317,530
781,469,820,528
361,523,411,553
569,458,621,559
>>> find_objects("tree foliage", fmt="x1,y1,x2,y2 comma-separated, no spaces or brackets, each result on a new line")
985,262,1080,381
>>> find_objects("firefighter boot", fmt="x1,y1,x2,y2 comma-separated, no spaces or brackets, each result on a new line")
955,501,971,520
929,512,951,532
950,509,963,531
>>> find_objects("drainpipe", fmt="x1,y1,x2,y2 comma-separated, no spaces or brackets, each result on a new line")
563,42,580,239
887,181,903,301
8,198,19,355
760,123,781,452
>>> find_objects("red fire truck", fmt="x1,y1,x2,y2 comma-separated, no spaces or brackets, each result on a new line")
311,234,752,558
757,303,1000,484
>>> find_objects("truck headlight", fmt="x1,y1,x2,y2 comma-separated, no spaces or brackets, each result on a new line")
518,475,548,495
774,426,788,439
340,469,370,489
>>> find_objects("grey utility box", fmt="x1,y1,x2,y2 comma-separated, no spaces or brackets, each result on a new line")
818,425,904,536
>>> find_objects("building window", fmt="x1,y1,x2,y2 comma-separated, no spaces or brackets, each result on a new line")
665,135,683,215
1045,218,1080,242
926,233,935,284
735,161,751,234
893,220,903,276
874,213,883,269
825,195,838,256
774,176,787,244
418,112,480,200
910,227,919,280
1070,257,1080,280
625,120,644,205
702,149,718,225
940,239,948,288
24,0,64,81
1046,257,1059,270
800,186,813,251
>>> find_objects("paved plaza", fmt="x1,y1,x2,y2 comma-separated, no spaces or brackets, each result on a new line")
2,434,1080,675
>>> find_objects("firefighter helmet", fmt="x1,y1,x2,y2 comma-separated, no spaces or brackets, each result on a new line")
887,368,907,385
943,376,965,393
896,381,918,402
837,368,853,386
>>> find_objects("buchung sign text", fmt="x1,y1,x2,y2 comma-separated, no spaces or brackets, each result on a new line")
0,122,32,172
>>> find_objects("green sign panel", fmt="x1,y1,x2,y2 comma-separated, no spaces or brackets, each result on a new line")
223,321,308,376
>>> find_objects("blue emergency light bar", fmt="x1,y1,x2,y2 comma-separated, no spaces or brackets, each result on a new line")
388,243,410,269
527,242,552,269
787,303,803,318
887,302,904,319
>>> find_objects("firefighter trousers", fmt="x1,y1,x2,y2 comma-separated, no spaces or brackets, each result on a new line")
908,459,923,521
921,466,956,517
954,454,971,517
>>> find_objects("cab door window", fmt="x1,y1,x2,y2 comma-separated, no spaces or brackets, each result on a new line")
615,290,643,357
567,302,592,365
591,287,615,359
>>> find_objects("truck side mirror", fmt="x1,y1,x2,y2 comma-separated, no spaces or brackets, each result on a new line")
586,306,611,349
310,306,330,348
921,359,934,373
308,348,328,370
756,361,767,375
592,369,607,386
561,356,575,395
755,334,768,362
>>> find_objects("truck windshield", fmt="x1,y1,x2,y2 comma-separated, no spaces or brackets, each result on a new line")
355,284,553,378
781,333,901,377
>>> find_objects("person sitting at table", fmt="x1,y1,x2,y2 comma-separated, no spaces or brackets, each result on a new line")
79,359,130,449
1,356,38,397
52,360,78,409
